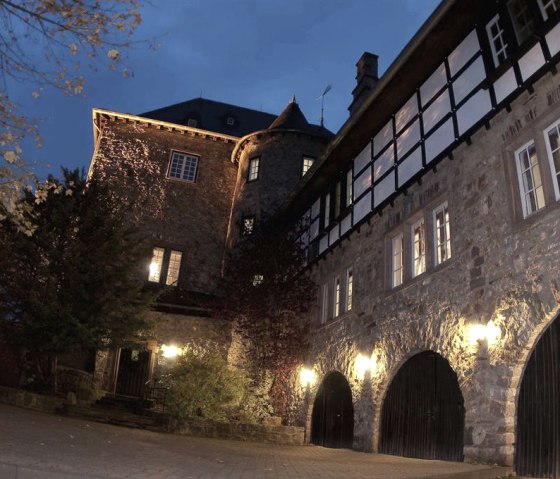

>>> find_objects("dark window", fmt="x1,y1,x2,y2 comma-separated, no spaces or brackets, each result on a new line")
242,216,255,236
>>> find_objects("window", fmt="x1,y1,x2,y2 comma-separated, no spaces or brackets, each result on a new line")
538,0,560,19
323,192,331,228
433,203,451,265
302,156,315,176
166,250,182,286
252,274,264,286
334,181,342,218
545,119,560,200
345,268,353,312
187,118,198,128
320,283,329,324
248,157,260,181
412,218,426,277
226,116,235,126
334,276,341,317
346,170,353,206
168,152,199,183
242,216,255,236
148,247,165,283
508,0,535,44
391,233,404,288
148,247,182,287
486,15,509,67
515,140,546,216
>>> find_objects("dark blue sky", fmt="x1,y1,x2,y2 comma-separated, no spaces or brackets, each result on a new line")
11,0,440,179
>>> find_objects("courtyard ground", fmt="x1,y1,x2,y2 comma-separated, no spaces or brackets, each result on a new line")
0,403,511,479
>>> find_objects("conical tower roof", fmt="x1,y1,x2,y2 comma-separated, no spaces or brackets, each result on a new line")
268,96,311,131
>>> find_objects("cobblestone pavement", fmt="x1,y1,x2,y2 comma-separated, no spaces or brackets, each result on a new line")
0,404,510,479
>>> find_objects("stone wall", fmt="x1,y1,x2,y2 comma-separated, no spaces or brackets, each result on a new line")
298,70,560,464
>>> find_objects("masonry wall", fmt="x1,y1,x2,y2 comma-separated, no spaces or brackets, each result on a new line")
298,70,560,464
91,119,238,294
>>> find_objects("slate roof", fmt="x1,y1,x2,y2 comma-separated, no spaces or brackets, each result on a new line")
140,98,277,137
269,98,334,139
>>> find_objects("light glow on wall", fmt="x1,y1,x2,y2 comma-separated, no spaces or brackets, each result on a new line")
300,367,315,388
467,320,502,347
161,344,181,358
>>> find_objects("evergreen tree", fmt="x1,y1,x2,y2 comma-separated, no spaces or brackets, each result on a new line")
0,169,153,390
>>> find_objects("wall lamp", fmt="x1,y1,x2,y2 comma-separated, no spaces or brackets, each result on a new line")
467,320,502,347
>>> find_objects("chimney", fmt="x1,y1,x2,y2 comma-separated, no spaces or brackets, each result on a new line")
348,52,379,117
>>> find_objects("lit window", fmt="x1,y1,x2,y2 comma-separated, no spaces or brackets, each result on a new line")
412,218,426,277
334,276,341,317
544,119,560,201
302,156,315,176
242,216,255,236
434,203,451,265
168,152,199,183
391,233,403,288
252,274,264,286
345,268,353,312
508,0,535,44
166,250,182,286
486,15,509,67
148,247,165,283
346,169,353,206
516,140,545,217
538,0,560,19
248,157,260,181
323,192,331,228
320,283,329,324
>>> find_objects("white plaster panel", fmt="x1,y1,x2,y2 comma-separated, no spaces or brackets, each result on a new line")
423,88,451,133
311,198,321,219
319,235,329,254
448,30,480,77
396,119,420,160
457,88,491,135
398,146,423,187
329,225,339,246
354,165,372,198
340,213,352,236
374,170,395,207
395,94,418,133
546,22,560,56
374,145,394,181
493,68,517,105
420,63,447,106
353,191,371,224
354,141,372,174
452,56,486,105
425,117,454,163
309,218,320,240
374,120,393,156
519,44,546,81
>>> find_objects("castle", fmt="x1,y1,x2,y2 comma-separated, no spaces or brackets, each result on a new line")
88,1,560,476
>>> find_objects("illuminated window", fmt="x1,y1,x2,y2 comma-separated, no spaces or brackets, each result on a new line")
345,268,353,312
434,203,451,265
148,247,165,283
252,274,264,286
248,157,260,181
538,0,560,19
412,218,426,277
302,156,315,176
486,15,509,67
391,233,404,288
242,216,255,236
515,140,545,217
166,250,182,286
346,169,353,206
507,0,535,44
168,152,198,183
320,283,329,324
544,119,560,201
334,276,341,317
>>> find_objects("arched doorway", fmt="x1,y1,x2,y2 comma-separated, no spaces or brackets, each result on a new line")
379,351,464,461
311,371,354,448
516,315,560,478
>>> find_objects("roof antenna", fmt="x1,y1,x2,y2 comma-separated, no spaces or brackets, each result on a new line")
317,85,332,127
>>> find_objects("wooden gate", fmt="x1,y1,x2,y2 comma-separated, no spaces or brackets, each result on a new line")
115,348,151,397
379,351,464,461
516,316,560,478
311,372,354,448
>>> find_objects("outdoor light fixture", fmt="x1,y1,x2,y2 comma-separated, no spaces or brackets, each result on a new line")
300,367,315,388
467,320,502,347
355,352,381,380
161,344,180,359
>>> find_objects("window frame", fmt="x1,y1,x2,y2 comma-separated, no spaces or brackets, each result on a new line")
391,232,404,288
320,283,329,324
538,0,560,20
486,14,510,67
241,215,256,236
515,139,546,217
148,246,183,287
333,276,341,317
248,156,260,182
544,118,560,201
345,267,353,312
433,202,452,266
411,217,427,278
302,156,315,177
167,151,199,183
165,250,182,286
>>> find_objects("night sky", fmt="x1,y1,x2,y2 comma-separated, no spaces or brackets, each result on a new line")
10,0,440,180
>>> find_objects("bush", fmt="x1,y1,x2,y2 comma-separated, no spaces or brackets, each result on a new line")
161,351,247,422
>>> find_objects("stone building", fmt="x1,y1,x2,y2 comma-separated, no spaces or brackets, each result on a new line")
88,1,560,476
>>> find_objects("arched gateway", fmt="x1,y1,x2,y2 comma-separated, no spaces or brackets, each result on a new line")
379,351,464,461
516,315,560,478
311,371,354,448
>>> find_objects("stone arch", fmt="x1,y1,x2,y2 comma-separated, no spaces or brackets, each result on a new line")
378,350,465,461
310,370,354,449
510,309,560,477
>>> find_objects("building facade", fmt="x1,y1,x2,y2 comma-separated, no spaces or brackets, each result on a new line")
88,1,560,476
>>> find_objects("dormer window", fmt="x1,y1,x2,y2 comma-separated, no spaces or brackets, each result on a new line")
187,118,198,128
507,0,535,44
226,116,235,126
538,0,560,20
486,14,509,67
